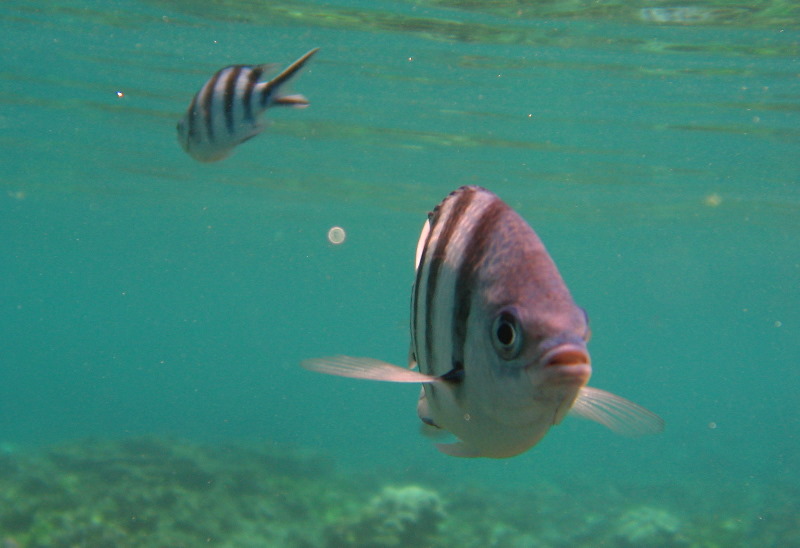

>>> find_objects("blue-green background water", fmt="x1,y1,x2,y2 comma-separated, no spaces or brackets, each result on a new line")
1,0,798,544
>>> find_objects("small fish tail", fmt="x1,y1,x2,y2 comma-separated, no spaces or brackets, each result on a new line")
261,48,319,104
273,94,310,108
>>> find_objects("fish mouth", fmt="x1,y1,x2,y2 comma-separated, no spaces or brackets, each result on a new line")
543,344,590,367
539,344,591,385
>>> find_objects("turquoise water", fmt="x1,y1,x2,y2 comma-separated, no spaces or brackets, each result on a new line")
1,0,798,545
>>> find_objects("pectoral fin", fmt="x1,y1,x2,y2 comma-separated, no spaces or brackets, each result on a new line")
570,386,664,436
301,355,439,383
416,387,438,426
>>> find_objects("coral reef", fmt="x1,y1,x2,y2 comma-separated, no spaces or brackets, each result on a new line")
324,484,446,547
0,437,336,547
0,437,796,547
614,506,685,547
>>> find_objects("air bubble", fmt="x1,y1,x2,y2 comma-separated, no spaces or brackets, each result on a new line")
327,226,346,245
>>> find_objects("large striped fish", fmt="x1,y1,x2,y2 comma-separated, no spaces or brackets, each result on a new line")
177,48,318,163
303,186,664,458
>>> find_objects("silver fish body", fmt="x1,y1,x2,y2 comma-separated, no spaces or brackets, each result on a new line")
410,185,594,457
303,186,663,458
177,48,318,163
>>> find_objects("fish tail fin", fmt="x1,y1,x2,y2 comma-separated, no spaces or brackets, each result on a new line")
273,94,309,108
262,48,319,104
301,355,439,383
570,386,665,436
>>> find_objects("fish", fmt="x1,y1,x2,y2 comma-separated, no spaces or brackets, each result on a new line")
177,48,319,163
302,185,664,458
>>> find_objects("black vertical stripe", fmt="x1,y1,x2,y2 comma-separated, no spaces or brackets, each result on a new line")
243,66,263,122
223,66,243,135
451,195,506,373
201,69,224,144
421,187,477,373
259,83,273,108
410,219,434,365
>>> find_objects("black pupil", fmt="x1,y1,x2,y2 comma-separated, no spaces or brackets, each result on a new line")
496,320,515,346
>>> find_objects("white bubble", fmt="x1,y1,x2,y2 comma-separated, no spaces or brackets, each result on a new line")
327,226,346,245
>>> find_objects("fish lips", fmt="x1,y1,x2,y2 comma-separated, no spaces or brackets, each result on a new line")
536,343,592,386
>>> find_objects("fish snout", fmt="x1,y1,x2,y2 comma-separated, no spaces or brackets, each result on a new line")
537,343,592,386
543,345,590,367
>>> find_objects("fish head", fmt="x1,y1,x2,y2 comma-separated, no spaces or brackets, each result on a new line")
450,288,590,457
463,204,592,427
484,303,591,423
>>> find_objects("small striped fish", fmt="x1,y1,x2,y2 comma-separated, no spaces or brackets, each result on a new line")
303,186,663,458
177,48,319,162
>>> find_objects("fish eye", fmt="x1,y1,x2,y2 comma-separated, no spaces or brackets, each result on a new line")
491,310,523,360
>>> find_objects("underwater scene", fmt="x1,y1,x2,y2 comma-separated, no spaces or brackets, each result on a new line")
1,0,798,546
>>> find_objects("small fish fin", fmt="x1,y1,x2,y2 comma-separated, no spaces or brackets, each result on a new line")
253,62,280,78
301,355,439,383
416,387,439,427
436,441,482,458
420,423,448,439
570,386,665,437
273,94,310,108
417,387,448,437
267,48,319,90
240,123,265,143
